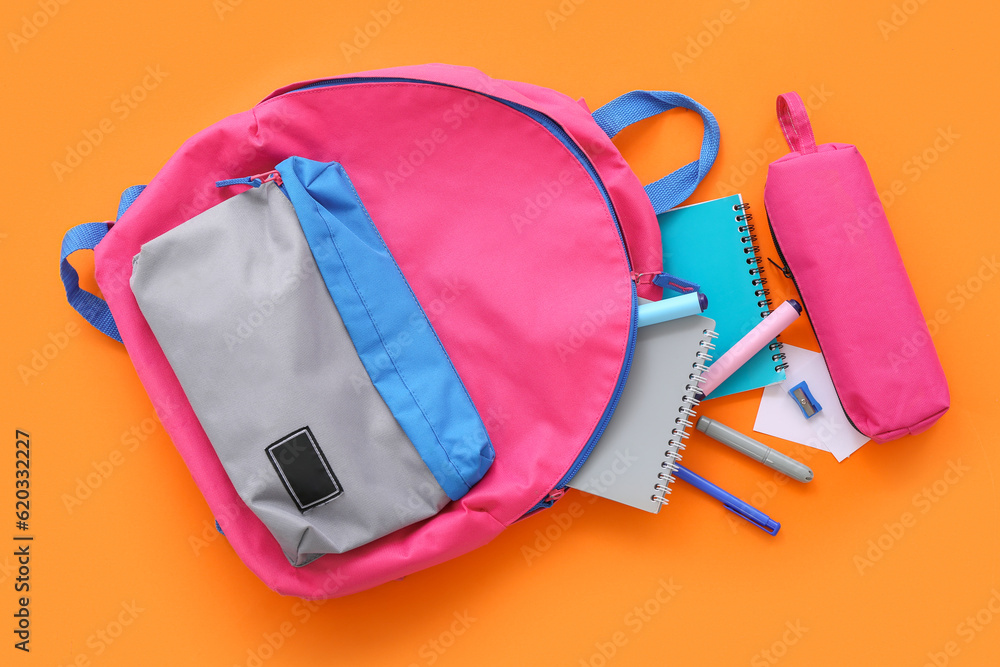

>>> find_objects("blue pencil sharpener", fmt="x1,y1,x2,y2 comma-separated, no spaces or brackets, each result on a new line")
788,381,822,418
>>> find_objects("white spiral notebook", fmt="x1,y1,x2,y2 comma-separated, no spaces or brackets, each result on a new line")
567,313,717,512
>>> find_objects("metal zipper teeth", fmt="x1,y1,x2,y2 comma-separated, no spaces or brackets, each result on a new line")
763,203,863,434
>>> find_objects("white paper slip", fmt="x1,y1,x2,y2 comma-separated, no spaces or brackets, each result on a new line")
757,344,826,449
754,344,869,461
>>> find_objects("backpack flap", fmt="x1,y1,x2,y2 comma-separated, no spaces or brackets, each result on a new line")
131,158,493,566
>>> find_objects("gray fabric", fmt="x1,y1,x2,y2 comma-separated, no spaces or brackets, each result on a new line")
130,183,448,566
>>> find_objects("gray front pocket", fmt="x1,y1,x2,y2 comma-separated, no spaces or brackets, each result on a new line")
131,161,493,566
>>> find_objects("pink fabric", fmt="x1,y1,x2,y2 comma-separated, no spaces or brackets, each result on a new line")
775,93,817,155
95,65,662,597
764,92,949,443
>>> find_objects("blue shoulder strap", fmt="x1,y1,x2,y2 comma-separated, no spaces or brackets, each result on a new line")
60,222,122,342
591,91,720,215
59,185,146,343
117,184,146,219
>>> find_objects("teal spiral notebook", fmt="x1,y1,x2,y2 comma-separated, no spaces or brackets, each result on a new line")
658,194,786,397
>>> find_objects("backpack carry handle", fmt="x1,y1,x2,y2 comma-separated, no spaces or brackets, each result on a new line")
591,90,720,215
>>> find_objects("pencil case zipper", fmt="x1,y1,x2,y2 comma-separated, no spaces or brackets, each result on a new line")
763,203,862,434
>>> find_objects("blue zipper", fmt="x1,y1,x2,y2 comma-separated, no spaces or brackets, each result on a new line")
273,76,639,517
278,76,631,265
521,282,638,517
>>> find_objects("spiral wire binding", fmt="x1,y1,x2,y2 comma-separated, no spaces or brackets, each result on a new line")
736,201,787,373
652,329,719,506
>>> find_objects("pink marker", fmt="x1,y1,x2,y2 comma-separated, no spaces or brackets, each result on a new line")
696,299,802,399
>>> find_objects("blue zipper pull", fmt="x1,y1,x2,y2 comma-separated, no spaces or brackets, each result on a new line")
215,169,282,189
632,271,700,294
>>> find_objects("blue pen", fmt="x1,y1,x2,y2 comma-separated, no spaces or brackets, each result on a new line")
673,464,781,535
637,292,709,327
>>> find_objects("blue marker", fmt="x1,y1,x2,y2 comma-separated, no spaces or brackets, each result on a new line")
673,464,780,535
637,292,709,328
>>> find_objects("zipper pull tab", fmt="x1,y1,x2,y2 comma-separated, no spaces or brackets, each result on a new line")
215,169,282,189
542,488,566,505
767,257,793,280
632,271,700,294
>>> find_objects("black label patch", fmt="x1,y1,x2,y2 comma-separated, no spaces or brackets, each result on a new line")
265,427,343,512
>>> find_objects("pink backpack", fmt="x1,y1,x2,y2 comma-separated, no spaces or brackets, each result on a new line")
59,64,719,597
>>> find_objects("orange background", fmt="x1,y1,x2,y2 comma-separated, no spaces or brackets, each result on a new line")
4,0,999,665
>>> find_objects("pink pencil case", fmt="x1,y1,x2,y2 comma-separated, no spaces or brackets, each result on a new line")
763,92,949,442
